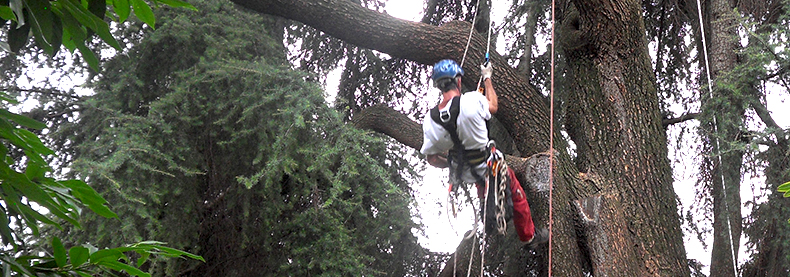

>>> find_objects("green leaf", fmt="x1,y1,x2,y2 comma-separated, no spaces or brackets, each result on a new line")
4,169,79,228
96,260,150,277
0,41,10,52
55,5,87,42
58,0,121,50
0,253,34,276
151,245,205,262
23,0,56,54
136,251,150,267
156,0,197,11
777,180,790,193
0,109,47,130
8,0,23,24
76,43,100,71
61,179,118,218
0,207,15,246
87,0,106,20
7,19,30,52
89,248,124,263
60,30,77,51
0,92,19,104
69,246,90,267
113,0,131,22
131,0,154,28
0,6,14,21
16,129,56,155
53,237,67,267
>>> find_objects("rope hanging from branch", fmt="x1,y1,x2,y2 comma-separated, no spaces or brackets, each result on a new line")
549,0,555,274
694,0,739,275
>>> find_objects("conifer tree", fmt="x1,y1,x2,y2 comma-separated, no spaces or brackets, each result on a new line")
42,1,430,275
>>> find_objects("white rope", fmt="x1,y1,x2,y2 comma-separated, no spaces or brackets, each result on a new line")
467,233,477,277
460,0,483,67
695,0,739,275
475,22,494,92
480,181,490,277
451,2,498,276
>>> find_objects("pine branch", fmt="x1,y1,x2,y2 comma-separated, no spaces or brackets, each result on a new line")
43,107,85,119
0,86,84,101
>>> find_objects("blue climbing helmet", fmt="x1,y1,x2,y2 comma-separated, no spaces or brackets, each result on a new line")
432,59,464,84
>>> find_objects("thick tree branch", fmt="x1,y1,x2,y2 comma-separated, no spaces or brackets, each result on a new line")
230,0,551,156
751,100,788,147
662,112,700,127
751,101,783,131
351,105,423,149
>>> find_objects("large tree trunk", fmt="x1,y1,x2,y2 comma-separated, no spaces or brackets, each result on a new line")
703,0,744,275
230,0,690,275
560,0,691,275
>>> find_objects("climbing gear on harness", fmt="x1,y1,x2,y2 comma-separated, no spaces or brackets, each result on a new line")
432,59,465,85
484,141,512,235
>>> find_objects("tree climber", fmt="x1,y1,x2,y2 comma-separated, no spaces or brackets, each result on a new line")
421,59,548,248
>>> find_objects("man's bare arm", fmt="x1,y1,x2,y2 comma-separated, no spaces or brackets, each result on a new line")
484,78,498,114
427,154,449,168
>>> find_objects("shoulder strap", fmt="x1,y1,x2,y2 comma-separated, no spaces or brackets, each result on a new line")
430,96,462,146
430,96,467,183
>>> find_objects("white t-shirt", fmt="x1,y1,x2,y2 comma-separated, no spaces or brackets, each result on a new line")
421,92,492,184
421,92,491,155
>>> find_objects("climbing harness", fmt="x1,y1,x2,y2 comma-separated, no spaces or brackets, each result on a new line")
434,96,486,277
430,97,489,186
450,0,502,276
695,0,739,275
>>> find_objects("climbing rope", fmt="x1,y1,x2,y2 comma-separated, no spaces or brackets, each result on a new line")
459,0,483,68
476,22,494,92
695,0,739,275
548,0,556,274
451,0,498,276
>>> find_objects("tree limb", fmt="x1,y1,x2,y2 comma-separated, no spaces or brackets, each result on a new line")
662,112,700,127
0,86,83,101
230,0,551,156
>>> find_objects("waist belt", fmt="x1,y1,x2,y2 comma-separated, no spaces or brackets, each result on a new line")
449,148,490,166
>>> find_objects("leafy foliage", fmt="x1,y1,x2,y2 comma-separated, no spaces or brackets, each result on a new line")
0,0,196,70
0,91,203,276
37,0,431,275
778,181,790,199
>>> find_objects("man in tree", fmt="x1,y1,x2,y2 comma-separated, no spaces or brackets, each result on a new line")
421,59,548,248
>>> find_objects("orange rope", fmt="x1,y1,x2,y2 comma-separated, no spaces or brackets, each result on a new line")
548,0,555,274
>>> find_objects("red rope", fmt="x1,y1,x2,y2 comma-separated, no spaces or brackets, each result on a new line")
548,0,555,274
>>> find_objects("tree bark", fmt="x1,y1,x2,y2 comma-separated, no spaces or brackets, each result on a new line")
704,0,744,275
561,0,690,275
576,193,647,276
231,0,690,275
